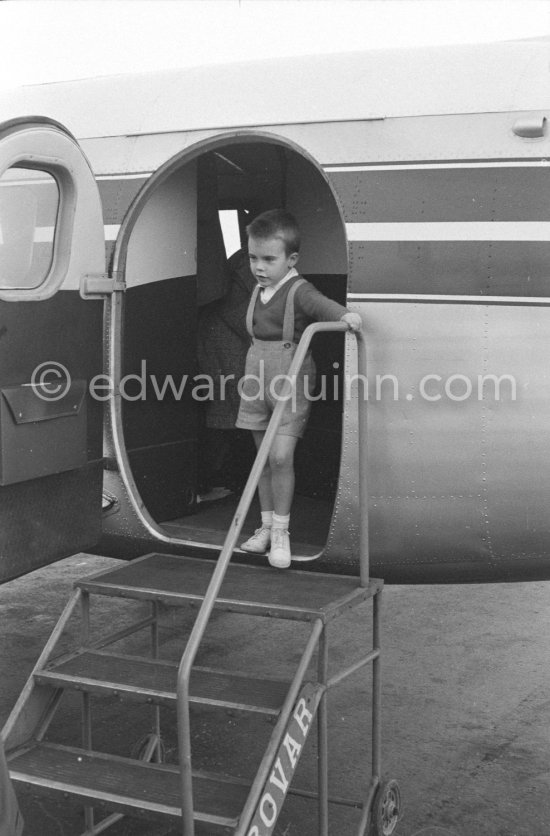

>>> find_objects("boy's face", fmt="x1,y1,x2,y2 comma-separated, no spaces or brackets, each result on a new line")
248,235,298,288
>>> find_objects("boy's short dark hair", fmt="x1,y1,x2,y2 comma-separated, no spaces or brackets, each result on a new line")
246,209,300,255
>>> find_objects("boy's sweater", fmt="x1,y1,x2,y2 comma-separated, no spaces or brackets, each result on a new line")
252,275,348,343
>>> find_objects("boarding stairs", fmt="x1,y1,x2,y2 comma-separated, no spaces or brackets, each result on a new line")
3,322,401,836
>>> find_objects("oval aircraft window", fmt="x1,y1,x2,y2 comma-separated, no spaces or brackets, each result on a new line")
0,167,59,290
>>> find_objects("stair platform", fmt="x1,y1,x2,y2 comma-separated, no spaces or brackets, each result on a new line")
8,741,248,833
36,649,290,714
5,318,398,835
77,552,381,621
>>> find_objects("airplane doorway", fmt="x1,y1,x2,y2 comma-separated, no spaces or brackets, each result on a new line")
120,137,348,559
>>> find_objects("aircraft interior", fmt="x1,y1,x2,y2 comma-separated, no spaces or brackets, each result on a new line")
121,139,349,557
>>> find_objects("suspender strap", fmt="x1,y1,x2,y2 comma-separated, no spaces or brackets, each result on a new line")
245,284,261,338
282,277,306,343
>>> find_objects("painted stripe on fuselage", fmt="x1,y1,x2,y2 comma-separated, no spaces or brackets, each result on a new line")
325,160,550,171
104,224,120,241
96,173,153,180
88,220,550,246
32,224,120,242
348,240,550,297
329,164,550,224
346,222,550,241
347,293,550,305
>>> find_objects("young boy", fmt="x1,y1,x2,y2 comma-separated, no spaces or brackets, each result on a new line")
236,209,362,569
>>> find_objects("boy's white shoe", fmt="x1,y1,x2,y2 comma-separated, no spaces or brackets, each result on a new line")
268,528,291,569
241,526,271,554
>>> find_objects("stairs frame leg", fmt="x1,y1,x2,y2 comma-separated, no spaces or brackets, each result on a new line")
353,586,383,836
149,601,163,763
82,690,94,832
317,624,329,836
372,589,382,783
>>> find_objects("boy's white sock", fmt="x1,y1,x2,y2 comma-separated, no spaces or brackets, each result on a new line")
261,511,273,529
272,513,290,530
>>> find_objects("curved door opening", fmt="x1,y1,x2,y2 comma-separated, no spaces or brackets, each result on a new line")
120,136,348,558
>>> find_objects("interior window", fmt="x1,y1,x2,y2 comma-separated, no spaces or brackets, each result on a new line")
218,208,242,258
0,167,59,290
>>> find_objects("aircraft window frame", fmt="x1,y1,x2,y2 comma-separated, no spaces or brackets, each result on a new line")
0,166,61,292
0,154,78,303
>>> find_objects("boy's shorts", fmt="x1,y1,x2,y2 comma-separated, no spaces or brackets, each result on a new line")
235,339,317,438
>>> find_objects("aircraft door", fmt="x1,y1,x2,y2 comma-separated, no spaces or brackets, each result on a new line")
0,118,106,582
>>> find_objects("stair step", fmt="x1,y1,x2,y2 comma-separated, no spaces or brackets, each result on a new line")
8,741,249,833
78,553,377,621
36,649,290,714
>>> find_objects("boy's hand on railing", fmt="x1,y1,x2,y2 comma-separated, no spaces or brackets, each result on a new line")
340,312,362,332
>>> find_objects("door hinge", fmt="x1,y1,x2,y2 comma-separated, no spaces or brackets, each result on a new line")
81,273,126,298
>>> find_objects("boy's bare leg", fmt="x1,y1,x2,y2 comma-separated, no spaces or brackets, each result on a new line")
252,430,274,512
269,435,299,516
240,430,274,554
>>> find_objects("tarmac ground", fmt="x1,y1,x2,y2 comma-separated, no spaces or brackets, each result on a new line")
2,553,550,836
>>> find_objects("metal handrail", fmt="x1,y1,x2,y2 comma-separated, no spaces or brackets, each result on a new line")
176,320,368,835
